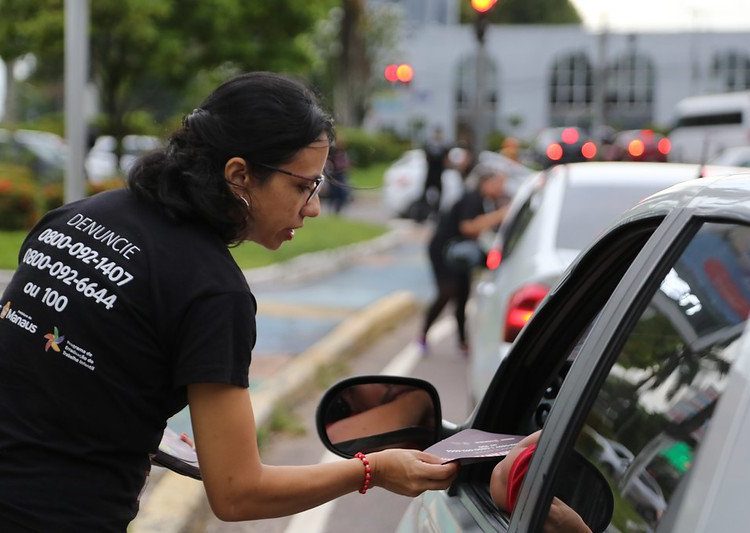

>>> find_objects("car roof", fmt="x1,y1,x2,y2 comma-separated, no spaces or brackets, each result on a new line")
617,171,750,224
549,162,750,188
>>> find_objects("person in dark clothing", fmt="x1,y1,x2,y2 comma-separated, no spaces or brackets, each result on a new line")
0,72,458,531
419,165,510,355
325,138,352,214
422,126,450,213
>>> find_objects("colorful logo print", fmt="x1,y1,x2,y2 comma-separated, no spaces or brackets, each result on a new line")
44,327,65,352
0,301,10,319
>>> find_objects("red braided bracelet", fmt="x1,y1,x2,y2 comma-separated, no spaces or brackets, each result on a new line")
354,452,372,494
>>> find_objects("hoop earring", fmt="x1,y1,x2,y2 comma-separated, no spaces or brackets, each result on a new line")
239,196,249,209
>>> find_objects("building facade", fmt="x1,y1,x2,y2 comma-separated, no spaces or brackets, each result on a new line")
364,6,750,146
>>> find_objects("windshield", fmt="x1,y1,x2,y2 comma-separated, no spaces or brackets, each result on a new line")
556,183,663,250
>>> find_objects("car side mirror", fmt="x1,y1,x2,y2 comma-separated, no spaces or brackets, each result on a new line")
315,376,442,458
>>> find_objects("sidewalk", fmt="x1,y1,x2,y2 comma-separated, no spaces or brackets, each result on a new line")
130,194,435,531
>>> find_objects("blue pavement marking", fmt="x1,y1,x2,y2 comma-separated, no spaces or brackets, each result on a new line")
254,315,339,355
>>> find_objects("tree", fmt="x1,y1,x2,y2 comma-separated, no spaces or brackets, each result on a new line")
2,1,332,155
311,1,402,127
460,0,582,24
0,0,62,124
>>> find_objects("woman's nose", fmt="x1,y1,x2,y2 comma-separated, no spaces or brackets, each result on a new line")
302,194,321,217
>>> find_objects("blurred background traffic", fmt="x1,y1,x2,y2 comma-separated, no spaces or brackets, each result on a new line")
1,0,749,234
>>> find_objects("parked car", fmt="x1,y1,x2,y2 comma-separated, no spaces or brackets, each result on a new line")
382,149,532,219
580,426,634,479
467,162,744,402
708,145,750,168
603,129,671,162
317,170,750,532
0,128,66,183
530,126,598,168
87,135,163,182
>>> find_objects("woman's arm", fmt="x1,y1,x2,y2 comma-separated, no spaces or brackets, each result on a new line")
188,383,458,521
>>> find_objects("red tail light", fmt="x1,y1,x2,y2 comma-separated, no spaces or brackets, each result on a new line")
486,248,503,270
657,138,671,155
561,127,579,144
581,141,597,159
546,143,563,161
504,283,549,342
628,139,645,158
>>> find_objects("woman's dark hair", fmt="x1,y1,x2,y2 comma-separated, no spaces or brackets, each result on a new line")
128,72,335,245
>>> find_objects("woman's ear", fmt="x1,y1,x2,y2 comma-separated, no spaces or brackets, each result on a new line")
224,157,250,189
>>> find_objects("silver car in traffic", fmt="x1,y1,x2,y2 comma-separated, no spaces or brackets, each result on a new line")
467,162,747,402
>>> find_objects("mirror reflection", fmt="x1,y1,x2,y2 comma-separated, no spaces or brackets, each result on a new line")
323,383,437,455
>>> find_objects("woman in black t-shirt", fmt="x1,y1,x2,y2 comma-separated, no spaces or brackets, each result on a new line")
419,165,510,356
0,72,458,530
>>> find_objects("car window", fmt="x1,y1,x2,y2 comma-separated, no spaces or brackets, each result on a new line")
502,182,544,259
556,183,666,250
570,222,750,531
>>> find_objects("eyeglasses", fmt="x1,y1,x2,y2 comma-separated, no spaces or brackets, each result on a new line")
252,162,326,205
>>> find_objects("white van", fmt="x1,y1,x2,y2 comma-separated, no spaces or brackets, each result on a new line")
667,91,750,163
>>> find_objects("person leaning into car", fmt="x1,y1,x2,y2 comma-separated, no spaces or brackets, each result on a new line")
419,164,510,355
0,72,458,531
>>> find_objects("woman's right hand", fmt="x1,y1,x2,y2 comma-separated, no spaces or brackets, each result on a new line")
367,449,459,497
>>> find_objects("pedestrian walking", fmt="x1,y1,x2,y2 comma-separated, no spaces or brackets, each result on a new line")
0,72,458,530
418,164,510,355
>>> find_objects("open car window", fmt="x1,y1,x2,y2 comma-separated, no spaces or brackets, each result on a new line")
566,222,750,532
456,217,666,530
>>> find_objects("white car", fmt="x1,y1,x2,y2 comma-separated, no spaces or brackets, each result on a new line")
467,161,750,402
317,170,750,532
382,149,532,218
87,135,163,183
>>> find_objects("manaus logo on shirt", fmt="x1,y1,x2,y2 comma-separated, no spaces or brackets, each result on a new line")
44,326,66,352
1,301,38,333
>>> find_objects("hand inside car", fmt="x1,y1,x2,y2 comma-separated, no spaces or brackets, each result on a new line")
489,431,591,533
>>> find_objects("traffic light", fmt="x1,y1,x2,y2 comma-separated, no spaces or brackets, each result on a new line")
470,0,498,43
471,0,498,13
383,63,414,85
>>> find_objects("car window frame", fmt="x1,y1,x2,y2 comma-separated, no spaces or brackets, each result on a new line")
440,215,670,531
510,210,749,532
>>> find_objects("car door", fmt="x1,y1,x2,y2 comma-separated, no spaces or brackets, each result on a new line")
403,211,677,532
513,213,750,531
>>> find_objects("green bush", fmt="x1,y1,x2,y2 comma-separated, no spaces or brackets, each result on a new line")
0,175,40,230
337,127,410,167
41,182,64,212
0,162,128,229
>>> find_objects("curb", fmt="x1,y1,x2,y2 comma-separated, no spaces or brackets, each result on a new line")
129,290,420,532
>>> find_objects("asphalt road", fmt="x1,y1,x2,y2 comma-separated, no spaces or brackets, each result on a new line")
192,312,473,533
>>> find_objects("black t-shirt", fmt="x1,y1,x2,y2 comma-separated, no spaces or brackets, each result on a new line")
430,190,486,252
0,189,255,531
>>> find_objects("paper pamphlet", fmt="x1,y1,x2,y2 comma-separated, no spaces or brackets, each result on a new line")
424,428,525,464
152,427,201,479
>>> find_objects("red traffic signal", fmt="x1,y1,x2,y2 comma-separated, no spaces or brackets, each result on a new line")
471,0,498,13
384,63,414,84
